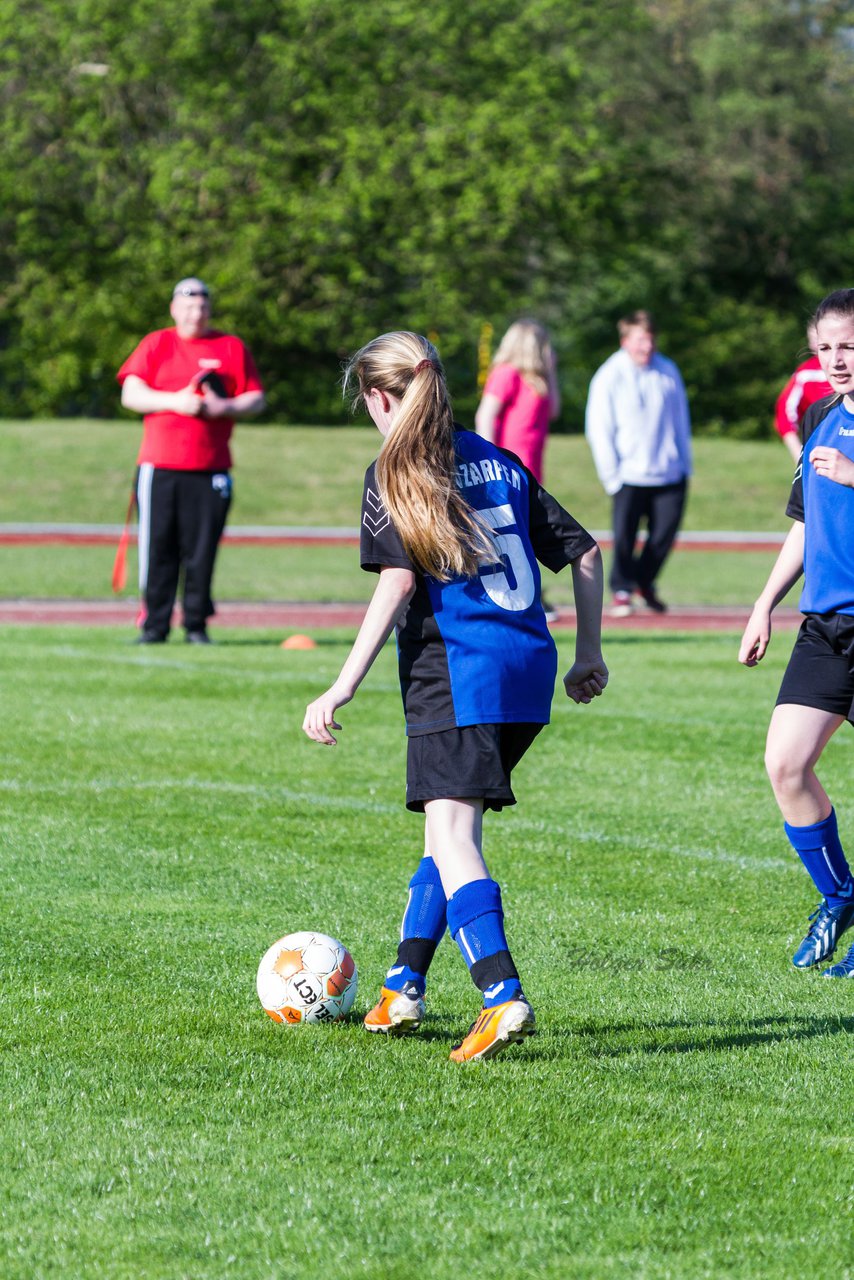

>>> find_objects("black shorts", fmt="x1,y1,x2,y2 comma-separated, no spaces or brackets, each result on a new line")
405,722,543,813
776,613,854,722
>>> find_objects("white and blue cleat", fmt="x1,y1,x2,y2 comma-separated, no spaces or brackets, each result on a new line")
792,898,854,969
822,942,854,978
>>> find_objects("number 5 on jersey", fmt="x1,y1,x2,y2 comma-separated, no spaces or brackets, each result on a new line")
478,503,535,612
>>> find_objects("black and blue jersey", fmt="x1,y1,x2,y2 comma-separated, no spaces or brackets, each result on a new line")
787,395,854,616
360,428,596,736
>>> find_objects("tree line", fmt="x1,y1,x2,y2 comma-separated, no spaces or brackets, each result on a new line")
0,0,852,434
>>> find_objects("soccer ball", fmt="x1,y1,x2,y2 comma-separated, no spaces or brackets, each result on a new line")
256,931,358,1025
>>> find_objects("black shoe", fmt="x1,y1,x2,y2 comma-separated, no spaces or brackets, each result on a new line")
185,630,212,645
136,631,166,644
639,587,667,613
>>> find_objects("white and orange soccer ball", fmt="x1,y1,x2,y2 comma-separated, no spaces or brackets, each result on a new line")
256,931,358,1025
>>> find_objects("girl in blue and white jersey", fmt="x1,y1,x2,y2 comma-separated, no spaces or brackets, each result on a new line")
303,330,608,1060
739,289,854,977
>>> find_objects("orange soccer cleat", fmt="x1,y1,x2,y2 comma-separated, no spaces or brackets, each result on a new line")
363,985,425,1035
449,998,536,1063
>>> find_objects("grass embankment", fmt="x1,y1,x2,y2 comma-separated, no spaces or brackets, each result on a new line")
3,421,797,605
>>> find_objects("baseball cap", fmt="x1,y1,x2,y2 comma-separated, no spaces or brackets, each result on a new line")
172,277,210,298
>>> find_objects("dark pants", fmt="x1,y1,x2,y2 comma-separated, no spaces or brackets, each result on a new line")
610,479,687,596
137,466,232,638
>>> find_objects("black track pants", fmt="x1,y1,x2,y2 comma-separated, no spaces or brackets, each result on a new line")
136,465,232,637
610,479,687,596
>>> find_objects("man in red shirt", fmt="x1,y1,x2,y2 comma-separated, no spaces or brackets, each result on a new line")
118,278,266,644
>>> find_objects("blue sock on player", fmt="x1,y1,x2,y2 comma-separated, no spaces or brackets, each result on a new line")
446,878,523,1008
384,856,447,996
784,809,854,906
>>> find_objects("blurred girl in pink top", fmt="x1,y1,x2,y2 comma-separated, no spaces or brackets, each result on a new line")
474,320,560,485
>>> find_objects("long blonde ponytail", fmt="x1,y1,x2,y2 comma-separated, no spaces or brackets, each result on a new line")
344,332,495,581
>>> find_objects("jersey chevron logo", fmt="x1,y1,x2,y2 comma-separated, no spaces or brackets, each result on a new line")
363,487,391,535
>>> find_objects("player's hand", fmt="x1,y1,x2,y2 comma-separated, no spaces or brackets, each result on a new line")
738,606,771,666
563,658,609,704
809,446,854,488
172,383,205,417
199,389,231,419
303,687,352,745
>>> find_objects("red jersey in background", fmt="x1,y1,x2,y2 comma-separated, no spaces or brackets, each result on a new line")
774,355,832,442
117,328,263,470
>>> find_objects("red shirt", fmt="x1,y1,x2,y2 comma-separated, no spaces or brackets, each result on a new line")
483,363,552,483
774,356,832,440
117,328,264,470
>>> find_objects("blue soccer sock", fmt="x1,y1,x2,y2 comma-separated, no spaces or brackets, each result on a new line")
383,856,447,996
446,878,523,1008
784,809,854,906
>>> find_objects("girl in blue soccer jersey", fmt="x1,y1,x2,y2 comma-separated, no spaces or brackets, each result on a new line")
739,289,854,977
303,330,608,1060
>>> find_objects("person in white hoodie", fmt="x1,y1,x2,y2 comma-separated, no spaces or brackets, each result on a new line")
585,310,692,616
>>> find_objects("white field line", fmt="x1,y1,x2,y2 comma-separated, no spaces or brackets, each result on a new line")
0,776,790,870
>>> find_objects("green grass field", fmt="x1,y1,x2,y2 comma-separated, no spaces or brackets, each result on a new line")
2,420,845,1276
2,626,852,1279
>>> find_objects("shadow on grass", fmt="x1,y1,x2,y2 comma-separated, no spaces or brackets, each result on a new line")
247,1015,462,1056
339,1024,465,1047
247,1010,854,1064
569,1012,854,1057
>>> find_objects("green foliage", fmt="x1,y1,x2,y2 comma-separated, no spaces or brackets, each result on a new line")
677,299,809,438
0,1,852,432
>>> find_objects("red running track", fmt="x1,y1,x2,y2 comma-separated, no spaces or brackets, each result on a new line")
0,525,788,553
